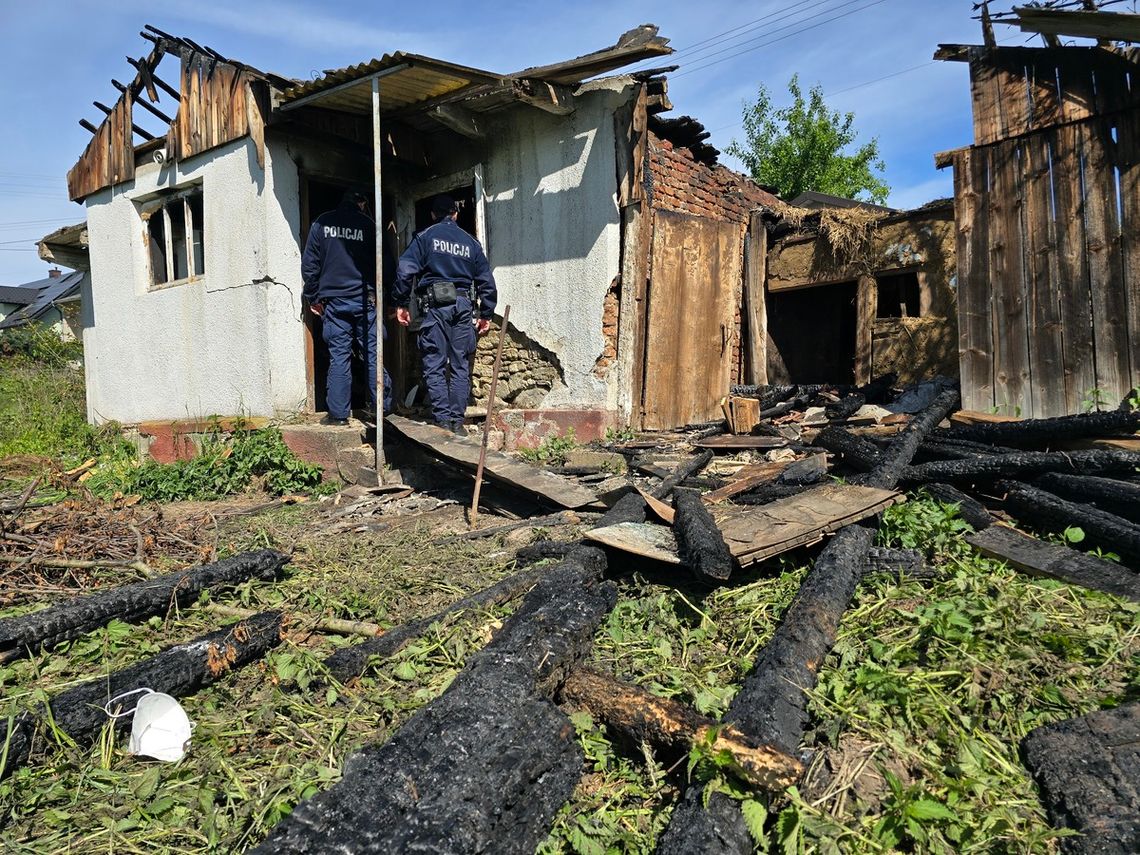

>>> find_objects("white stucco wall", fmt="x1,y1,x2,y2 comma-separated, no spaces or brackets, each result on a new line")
83,137,307,424
483,82,631,409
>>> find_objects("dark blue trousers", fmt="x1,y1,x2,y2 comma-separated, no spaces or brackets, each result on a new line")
418,298,476,425
321,296,392,419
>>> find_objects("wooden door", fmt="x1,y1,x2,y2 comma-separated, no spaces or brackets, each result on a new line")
641,210,742,429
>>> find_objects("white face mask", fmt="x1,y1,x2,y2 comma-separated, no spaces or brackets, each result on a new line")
104,689,195,763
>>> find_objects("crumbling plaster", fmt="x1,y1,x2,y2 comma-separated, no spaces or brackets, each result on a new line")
83,136,308,424
480,82,631,410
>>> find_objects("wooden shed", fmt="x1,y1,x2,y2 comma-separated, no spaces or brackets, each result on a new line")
936,43,1140,417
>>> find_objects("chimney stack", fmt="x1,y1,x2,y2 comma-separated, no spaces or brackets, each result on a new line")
48,268,61,278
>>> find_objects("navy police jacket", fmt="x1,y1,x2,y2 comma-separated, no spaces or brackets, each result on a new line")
393,218,497,319
301,202,377,303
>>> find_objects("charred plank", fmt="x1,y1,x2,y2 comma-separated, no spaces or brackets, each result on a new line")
652,450,714,501
0,550,287,661
813,426,882,471
1021,702,1140,855
673,488,733,582
921,482,994,530
999,480,1140,567
1034,472,1140,524
0,612,282,779
902,449,1140,487
967,525,1140,602
942,409,1140,446
824,392,865,422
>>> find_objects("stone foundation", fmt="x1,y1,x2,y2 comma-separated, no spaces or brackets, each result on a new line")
490,408,617,452
470,321,563,410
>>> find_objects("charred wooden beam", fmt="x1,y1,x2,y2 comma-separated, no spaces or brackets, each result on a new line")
999,481,1140,567
824,392,865,422
921,482,994,530
1021,702,1140,855
0,550,287,661
733,483,811,505
427,104,485,138
902,450,1140,487
0,611,282,779
127,55,180,101
1034,473,1140,525
255,551,616,854
112,79,173,124
862,546,929,580
657,386,959,854
942,410,1140,447
652,450,714,501
673,488,733,582
967,525,1140,602
813,426,881,471
514,539,574,565
559,668,801,791
79,119,98,134
93,101,155,141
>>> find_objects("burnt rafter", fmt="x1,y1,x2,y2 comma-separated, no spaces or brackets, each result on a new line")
93,101,156,141
111,80,173,124
127,55,179,102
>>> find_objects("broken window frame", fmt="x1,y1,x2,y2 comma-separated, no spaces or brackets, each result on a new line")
141,186,205,290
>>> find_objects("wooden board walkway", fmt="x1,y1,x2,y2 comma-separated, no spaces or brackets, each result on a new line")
587,483,902,567
386,416,598,510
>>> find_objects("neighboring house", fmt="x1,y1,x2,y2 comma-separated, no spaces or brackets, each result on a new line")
0,270,85,341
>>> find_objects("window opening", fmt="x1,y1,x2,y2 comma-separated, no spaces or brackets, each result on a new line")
144,187,204,288
876,271,921,318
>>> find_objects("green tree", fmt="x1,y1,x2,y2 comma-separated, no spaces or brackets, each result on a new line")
727,74,889,204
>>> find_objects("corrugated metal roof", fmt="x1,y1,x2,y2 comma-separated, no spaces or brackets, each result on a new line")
0,272,83,330
278,53,504,115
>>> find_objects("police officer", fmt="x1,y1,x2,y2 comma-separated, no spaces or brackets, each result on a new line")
393,195,497,434
301,187,393,426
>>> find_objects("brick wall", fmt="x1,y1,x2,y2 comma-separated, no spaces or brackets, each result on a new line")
647,134,777,382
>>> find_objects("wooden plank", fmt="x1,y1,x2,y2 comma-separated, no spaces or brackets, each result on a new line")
954,148,994,412
1058,52,1096,126
587,484,903,568
642,211,741,429
949,409,1021,427
1082,119,1129,407
1023,130,1066,416
1117,107,1140,393
969,52,1005,145
703,455,828,504
1028,55,1062,132
692,435,787,451
855,274,876,385
989,139,1031,417
1052,122,1098,413
967,525,1140,602
743,213,768,385
385,415,598,509
997,55,1031,140
726,396,760,434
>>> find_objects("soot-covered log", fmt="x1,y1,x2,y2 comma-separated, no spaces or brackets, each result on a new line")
944,409,1140,446
923,435,1022,457
657,385,959,854
673,488,733,582
999,481,1140,567
0,611,283,779
902,450,1140,487
813,426,882,471
255,551,617,854
967,525,1140,602
559,668,802,791
652,450,715,501
0,550,288,661
824,392,865,422
1034,473,1140,524
1021,702,1140,855
515,540,574,565
921,482,994,530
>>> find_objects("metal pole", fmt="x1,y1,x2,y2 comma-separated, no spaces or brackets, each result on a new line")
470,305,510,529
372,76,385,474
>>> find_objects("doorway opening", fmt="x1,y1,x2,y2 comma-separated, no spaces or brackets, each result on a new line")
766,281,858,384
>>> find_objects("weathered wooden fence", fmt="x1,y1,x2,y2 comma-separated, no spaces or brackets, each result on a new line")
946,46,1140,417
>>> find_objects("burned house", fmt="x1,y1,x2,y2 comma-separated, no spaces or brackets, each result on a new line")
935,39,1140,418
760,197,958,388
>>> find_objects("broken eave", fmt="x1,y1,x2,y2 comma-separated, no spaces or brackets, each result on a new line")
1002,7,1140,44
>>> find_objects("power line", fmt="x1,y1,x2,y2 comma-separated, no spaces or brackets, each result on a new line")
674,0,893,78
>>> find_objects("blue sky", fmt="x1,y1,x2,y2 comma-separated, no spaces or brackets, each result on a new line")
0,0,1024,284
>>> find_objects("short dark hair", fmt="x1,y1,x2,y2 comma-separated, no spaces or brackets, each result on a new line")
343,186,370,204
431,194,458,218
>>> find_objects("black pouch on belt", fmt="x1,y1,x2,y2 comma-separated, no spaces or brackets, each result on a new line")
429,281,458,307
